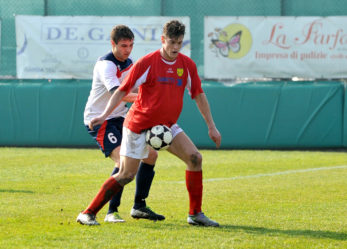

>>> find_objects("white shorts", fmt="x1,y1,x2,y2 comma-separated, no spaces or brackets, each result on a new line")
120,124,183,159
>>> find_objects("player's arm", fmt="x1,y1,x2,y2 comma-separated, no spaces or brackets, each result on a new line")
194,92,221,148
89,89,127,130
122,92,137,102
110,86,137,102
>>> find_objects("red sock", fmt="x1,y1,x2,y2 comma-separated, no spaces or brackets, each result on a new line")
186,170,203,215
83,177,122,215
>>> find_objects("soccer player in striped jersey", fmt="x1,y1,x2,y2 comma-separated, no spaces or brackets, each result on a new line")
77,20,221,227
81,25,164,224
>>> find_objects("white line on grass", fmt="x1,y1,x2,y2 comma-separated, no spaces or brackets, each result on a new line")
169,165,347,184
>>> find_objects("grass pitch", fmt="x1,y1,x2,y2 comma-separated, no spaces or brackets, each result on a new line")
0,148,346,249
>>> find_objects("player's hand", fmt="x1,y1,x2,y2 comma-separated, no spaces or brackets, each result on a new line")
89,116,105,131
208,126,221,148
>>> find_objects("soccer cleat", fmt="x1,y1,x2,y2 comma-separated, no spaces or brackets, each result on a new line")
104,212,125,223
187,212,219,227
76,212,100,226
130,206,165,221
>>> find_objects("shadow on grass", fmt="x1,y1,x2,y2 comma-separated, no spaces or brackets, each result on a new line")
134,222,346,241
104,221,346,242
0,189,34,194
222,225,347,241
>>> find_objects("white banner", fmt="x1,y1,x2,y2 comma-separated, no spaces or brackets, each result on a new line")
205,16,347,79
16,15,190,79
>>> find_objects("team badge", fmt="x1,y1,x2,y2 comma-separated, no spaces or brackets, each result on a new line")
177,68,184,77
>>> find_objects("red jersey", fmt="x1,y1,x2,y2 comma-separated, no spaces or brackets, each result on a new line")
119,49,203,133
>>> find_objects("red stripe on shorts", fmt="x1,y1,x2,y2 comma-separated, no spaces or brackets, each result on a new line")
96,121,108,150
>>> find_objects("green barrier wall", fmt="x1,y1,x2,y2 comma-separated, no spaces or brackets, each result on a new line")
0,82,93,146
0,81,345,148
179,82,344,148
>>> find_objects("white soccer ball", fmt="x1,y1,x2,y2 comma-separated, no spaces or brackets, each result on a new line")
145,125,173,151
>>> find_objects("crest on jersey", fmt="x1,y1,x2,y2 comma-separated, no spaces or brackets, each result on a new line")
177,68,184,77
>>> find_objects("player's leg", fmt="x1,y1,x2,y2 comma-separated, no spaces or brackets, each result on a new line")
104,146,125,223
134,148,157,209
77,154,141,226
119,127,165,220
77,155,139,226
77,119,125,225
167,130,203,214
85,117,126,223
131,148,165,221
135,148,158,209
116,126,149,186
167,124,219,227
76,172,123,225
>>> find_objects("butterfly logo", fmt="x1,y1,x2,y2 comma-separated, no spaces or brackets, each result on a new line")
209,30,242,57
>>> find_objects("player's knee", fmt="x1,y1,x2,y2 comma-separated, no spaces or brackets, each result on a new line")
117,171,136,185
189,152,202,169
144,149,158,165
125,171,136,181
150,149,158,162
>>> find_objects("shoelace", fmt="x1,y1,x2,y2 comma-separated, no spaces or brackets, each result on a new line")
87,213,96,220
145,206,156,215
113,213,122,219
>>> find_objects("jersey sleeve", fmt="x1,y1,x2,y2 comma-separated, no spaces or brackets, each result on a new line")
99,60,121,91
186,59,204,99
119,58,150,94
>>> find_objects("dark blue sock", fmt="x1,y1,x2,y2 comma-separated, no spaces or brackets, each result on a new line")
133,162,155,209
107,167,124,214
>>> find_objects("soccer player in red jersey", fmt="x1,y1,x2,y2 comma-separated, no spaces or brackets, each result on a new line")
77,20,221,227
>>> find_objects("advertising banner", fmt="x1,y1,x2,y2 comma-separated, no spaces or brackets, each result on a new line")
204,16,347,79
16,16,190,79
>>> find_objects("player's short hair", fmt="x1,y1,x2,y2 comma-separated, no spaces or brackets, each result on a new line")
111,25,134,44
163,20,185,39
